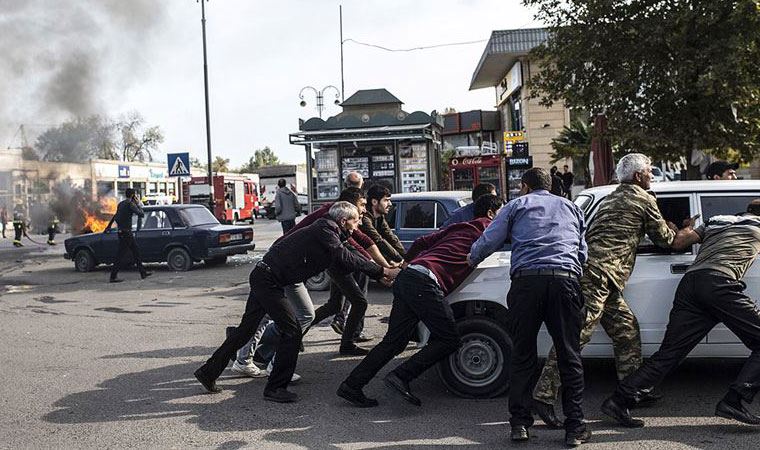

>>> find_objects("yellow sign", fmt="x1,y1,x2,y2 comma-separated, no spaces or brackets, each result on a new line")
503,131,525,142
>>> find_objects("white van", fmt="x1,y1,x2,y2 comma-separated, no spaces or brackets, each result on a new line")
438,180,760,398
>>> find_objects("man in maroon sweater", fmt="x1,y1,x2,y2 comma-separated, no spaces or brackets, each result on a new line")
338,194,504,407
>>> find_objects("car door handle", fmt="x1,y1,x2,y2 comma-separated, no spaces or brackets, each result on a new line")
670,263,691,274
161,231,170,236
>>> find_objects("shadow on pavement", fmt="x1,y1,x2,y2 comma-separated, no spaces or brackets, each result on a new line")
42,346,760,448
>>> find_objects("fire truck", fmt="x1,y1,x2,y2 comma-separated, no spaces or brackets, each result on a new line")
182,175,258,224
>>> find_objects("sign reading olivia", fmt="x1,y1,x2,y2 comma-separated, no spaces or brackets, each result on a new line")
450,156,483,167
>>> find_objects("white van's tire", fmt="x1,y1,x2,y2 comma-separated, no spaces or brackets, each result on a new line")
437,316,511,398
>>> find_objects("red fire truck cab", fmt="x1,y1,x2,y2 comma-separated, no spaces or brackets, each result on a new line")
182,176,258,224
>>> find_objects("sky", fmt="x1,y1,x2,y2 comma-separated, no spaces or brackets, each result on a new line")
1,0,541,168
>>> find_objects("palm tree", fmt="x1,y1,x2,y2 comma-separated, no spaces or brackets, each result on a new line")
551,118,592,187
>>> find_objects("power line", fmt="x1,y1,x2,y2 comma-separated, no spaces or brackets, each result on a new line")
342,37,488,52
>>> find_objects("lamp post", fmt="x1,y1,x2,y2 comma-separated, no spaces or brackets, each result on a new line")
198,0,214,212
299,85,341,119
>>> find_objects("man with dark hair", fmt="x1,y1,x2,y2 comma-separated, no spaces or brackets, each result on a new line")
106,188,150,283
304,187,394,355
469,167,590,446
274,179,301,234
442,182,497,227
338,194,504,408
562,165,574,199
361,184,405,263
705,160,739,180
550,166,566,197
230,187,392,376
602,199,760,427
195,202,401,403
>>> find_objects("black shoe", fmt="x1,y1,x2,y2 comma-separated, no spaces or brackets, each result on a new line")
263,388,299,403
194,367,221,393
510,425,529,441
109,278,124,283
337,382,379,407
354,333,374,343
715,399,760,425
565,428,591,447
532,399,564,429
601,396,644,428
633,389,663,408
140,271,153,279
331,321,344,335
339,344,370,356
383,372,421,406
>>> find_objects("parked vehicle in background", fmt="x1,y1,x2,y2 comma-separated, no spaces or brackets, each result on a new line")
142,194,174,205
182,175,258,224
439,180,760,399
64,204,254,272
304,191,471,290
651,166,666,182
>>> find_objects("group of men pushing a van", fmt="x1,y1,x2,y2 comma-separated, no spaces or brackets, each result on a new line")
194,153,760,447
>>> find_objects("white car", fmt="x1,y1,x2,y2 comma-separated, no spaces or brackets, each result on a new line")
436,180,760,398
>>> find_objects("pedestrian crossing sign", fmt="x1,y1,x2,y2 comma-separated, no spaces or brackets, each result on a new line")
167,153,191,177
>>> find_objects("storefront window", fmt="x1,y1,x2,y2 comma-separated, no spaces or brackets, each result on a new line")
159,182,167,194
97,181,114,198
116,181,130,199
399,143,428,193
149,182,158,193
315,147,340,200
133,182,146,197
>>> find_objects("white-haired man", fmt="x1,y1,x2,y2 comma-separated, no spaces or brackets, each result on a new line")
532,153,695,428
195,202,400,403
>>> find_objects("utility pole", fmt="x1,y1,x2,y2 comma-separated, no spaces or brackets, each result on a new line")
199,0,214,212
339,5,345,102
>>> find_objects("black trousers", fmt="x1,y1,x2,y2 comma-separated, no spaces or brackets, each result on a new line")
617,270,760,404
345,268,460,388
507,275,585,432
311,270,368,346
200,265,301,391
280,219,296,234
110,230,146,279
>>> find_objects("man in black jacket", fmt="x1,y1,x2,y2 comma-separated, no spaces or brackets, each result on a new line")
195,201,401,403
106,189,151,282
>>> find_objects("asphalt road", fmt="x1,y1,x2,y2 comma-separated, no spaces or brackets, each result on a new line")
1,219,760,449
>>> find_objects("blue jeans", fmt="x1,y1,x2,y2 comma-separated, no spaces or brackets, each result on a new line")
236,282,314,365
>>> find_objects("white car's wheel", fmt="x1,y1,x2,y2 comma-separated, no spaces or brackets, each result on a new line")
437,316,511,398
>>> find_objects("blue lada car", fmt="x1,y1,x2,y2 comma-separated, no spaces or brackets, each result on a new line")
64,204,254,272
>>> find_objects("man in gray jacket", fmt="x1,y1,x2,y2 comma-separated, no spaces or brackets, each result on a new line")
274,179,301,233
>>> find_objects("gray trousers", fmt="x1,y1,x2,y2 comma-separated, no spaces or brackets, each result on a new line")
235,282,314,365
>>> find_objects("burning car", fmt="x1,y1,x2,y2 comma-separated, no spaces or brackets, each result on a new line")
63,204,254,272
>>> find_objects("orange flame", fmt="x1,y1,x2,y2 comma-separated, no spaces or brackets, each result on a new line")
82,197,119,233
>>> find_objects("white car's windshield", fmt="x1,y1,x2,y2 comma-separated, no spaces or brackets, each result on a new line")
179,207,219,226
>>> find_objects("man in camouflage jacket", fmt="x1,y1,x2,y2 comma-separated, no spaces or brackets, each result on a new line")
532,153,694,428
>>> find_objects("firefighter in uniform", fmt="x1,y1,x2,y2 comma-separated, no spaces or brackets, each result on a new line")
47,215,60,245
531,153,693,427
12,212,27,247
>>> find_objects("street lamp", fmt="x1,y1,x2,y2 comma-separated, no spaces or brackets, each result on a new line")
299,85,341,119
198,0,214,212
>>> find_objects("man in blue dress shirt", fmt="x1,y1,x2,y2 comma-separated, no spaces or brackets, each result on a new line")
468,168,589,447
442,183,496,227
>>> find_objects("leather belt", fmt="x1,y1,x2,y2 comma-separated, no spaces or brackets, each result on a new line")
407,264,440,287
512,268,578,280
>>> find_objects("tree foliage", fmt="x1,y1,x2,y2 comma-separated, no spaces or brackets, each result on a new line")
238,146,281,172
212,156,230,172
33,112,163,163
523,0,760,167
551,118,592,186
34,116,116,162
115,112,164,162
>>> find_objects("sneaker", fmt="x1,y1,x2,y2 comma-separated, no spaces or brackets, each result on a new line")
331,321,344,335
232,360,266,378
266,361,301,383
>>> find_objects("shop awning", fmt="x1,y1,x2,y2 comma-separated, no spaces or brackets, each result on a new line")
469,28,548,90
289,123,433,145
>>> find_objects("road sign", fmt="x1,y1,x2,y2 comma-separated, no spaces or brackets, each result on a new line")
167,153,190,177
